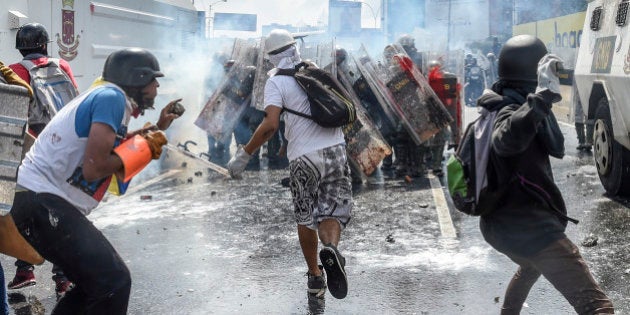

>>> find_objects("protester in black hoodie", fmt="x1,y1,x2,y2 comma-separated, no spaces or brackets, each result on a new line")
478,35,614,315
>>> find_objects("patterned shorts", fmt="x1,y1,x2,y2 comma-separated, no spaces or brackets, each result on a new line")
289,144,353,230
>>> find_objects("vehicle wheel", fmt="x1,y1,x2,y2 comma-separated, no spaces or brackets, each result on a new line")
593,98,630,196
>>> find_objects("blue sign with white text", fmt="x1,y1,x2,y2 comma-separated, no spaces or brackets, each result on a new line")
213,13,257,32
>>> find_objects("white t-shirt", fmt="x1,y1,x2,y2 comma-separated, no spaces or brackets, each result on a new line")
18,84,132,215
264,74,345,161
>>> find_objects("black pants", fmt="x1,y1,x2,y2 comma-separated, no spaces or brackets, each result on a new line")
11,191,131,315
501,238,614,315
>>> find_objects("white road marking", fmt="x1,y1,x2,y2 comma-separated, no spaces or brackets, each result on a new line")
558,121,573,128
428,174,457,238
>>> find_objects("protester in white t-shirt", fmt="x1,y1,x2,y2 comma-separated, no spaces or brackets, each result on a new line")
227,29,352,300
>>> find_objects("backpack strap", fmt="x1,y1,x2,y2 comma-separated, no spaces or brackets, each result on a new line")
19,58,63,82
275,68,296,76
19,58,60,70
19,59,36,71
273,66,313,120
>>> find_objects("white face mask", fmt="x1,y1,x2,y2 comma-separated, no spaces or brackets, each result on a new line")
268,45,301,69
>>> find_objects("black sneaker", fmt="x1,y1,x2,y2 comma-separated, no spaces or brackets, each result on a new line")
307,291,326,314
306,265,326,297
319,244,348,299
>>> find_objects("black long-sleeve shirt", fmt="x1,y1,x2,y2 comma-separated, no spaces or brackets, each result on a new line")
479,88,568,257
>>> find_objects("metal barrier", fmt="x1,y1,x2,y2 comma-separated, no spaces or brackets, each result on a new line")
0,83,30,214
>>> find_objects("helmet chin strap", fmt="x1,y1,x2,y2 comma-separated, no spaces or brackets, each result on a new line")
124,88,154,116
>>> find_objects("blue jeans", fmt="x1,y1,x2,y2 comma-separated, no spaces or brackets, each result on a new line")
233,117,252,146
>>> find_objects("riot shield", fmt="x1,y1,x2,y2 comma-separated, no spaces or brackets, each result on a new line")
351,48,399,130
251,37,273,111
327,44,392,176
389,43,453,143
300,42,320,66
354,45,452,146
317,41,334,71
447,50,465,147
194,39,258,143
425,50,465,147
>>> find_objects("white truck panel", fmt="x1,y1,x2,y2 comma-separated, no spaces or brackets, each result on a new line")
575,0,630,195
0,0,199,90
575,0,630,148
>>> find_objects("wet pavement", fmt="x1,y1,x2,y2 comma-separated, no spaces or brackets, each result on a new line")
1,109,629,314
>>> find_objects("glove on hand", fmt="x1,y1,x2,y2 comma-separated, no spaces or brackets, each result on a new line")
0,62,34,99
142,130,168,159
536,54,564,103
227,146,251,179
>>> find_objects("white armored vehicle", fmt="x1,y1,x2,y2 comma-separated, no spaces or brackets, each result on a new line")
574,0,630,196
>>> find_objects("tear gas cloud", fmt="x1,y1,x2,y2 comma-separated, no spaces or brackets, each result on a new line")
136,0,482,158
135,0,586,159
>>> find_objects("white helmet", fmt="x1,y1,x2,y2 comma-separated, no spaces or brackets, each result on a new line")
265,29,296,55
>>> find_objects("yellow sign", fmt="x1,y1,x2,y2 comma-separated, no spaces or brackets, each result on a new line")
513,12,586,49
591,36,616,74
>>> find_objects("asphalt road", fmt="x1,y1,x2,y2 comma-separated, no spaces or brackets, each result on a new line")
1,109,628,315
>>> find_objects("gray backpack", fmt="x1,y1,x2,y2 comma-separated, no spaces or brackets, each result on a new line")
447,108,500,216
20,58,78,126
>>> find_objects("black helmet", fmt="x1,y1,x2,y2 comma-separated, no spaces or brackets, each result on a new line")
223,59,235,73
102,48,164,88
498,35,547,83
16,23,50,49
398,34,415,47
335,47,348,64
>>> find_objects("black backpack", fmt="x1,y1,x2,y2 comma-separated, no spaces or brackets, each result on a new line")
446,109,506,216
275,62,356,128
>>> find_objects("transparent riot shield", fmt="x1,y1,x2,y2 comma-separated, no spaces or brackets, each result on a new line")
342,51,397,144
351,47,399,130
328,44,392,176
194,39,258,143
317,41,334,70
447,49,465,147
0,84,29,214
389,43,453,143
353,45,452,146
300,42,320,66
425,50,465,147
251,37,273,111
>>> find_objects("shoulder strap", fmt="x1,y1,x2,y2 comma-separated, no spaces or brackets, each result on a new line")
20,58,62,71
283,107,312,119
19,59,36,72
45,58,61,68
272,65,313,120
275,62,309,76
275,68,296,76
